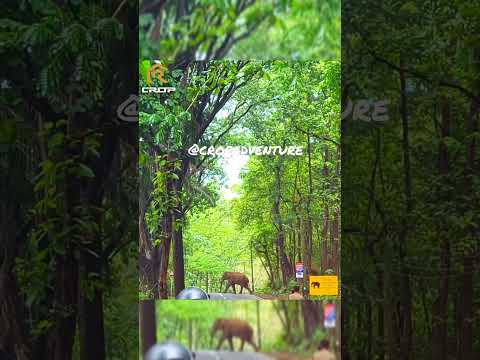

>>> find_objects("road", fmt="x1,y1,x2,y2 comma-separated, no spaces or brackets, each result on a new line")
194,351,274,360
208,293,262,300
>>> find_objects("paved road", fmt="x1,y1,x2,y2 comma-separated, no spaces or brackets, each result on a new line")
194,351,274,360
208,293,262,300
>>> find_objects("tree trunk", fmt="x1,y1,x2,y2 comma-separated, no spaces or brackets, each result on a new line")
341,298,349,360
291,231,296,266
322,147,330,272
377,270,385,360
302,301,321,339
331,211,339,274
259,241,276,288
78,248,105,360
0,191,33,360
322,207,329,271
140,189,158,295
48,157,82,360
47,254,78,360
250,243,255,292
140,301,157,355
304,132,314,281
256,301,262,350
398,66,413,360
459,257,473,360
173,209,185,296
458,100,478,360
159,151,181,299
431,101,451,360
273,163,293,287
159,211,172,299
280,301,292,342
384,239,398,359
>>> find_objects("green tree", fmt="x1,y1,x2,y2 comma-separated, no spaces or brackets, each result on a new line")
139,60,264,298
1,1,138,359
140,60,341,299
140,0,340,62
342,1,480,358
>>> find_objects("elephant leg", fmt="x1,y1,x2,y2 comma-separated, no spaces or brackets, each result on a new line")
248,340,258,352
228,337,234,351
240,286,243,294
232,284,236,294
240,339,245,351
217,336,225,350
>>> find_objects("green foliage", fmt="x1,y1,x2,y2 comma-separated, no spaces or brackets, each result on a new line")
232,60,341,291
230,0,340,60
156,301,322,353
2,1,139,358
141,60,341,298
103,256,138,360
342,0,480,358
139,61,266,295
140,0,340,61
183,201,266,291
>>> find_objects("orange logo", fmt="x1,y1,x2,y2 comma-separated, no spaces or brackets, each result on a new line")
147,63,168,85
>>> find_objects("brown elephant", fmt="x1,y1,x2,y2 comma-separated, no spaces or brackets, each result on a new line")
221,272,252,294
211,318,259,352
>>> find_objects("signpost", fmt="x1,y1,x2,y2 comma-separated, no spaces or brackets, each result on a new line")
309,275,339,296
323,303,336,328
295,262,304,279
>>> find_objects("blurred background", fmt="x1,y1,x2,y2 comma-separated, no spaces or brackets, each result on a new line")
140,300,340,359
139,0,340,61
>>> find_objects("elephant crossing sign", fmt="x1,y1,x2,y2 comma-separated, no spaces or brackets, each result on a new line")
309,275,339,296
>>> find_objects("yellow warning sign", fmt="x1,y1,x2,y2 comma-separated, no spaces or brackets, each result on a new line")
309,275,339,296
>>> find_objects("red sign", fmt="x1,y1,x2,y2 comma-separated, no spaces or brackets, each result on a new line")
295,262,304,278
324,304,336,328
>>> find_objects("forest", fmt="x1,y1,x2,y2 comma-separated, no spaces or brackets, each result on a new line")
342,1,480,359
4,0,480,359
139,60,340,299
1,1,139,359
1,1,340,359
140,300,340,359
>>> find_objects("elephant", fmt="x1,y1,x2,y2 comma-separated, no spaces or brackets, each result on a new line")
311,281,321,289
220,272,252,294
211,318,259,352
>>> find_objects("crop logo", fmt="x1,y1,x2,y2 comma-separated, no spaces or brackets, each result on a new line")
142,62,176,94
147,64,167,85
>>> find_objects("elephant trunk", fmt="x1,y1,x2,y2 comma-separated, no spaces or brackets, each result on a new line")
220,273,229,291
